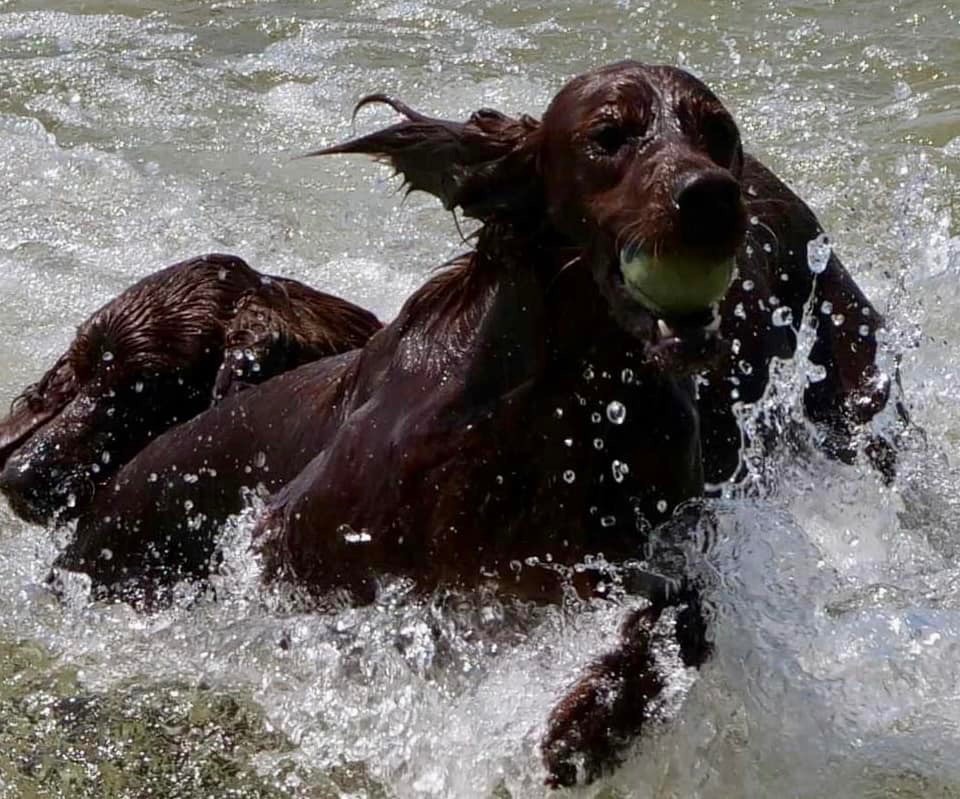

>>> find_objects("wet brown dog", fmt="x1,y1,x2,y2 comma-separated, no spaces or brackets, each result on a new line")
266,62,891,785
0,254,380,526
250,62,887,783
44,62,891,785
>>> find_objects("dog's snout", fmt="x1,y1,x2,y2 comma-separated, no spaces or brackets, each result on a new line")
673,170,745,252
0,453,80,525
0,456,48,524
674,170,741,218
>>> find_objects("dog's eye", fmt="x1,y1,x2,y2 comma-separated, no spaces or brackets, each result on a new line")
590,124,632,155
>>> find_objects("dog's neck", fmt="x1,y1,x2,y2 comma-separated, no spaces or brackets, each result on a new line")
371,220,686,413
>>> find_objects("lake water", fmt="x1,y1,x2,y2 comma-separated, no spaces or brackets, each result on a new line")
0,1,958,796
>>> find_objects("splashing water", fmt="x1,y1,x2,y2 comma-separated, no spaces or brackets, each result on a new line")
0,1,958,797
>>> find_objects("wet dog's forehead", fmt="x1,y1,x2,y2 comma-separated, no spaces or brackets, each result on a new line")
548,62,728,126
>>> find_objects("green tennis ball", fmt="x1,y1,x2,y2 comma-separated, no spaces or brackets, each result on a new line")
620,248,735,316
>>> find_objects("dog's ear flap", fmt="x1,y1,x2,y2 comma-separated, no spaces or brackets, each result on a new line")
308,95,542,221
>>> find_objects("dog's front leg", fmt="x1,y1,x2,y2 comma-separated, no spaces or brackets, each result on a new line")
541,586,713,788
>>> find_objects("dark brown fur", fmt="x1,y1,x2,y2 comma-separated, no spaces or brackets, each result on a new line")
699,157,893,485
0,254,380,525
48,62,892,785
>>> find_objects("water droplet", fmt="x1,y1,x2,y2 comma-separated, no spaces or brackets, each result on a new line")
742,279,755,291
147,473,158,483
621,368,634,384
807,233,832,274
495,474,504,485
807,363,827,383
893,80,912,101
611,460,629,483
600,515,616,527
734,302,746,319
820,300,833,315
184,499,194,511
771,306,793,327
656,499,668,513
554,407,564,419
339,524,371,544
66,493,77,508
763,242,772,253
738,359,753,375
831,313,846,327
563,438,573,447
606,400,627,425
590,412,602,424
749,215,759,225
133,381,144,393
731,388,740,399
183,473,199,484
582,366,595,381
101,451,111,465
101,351,114,363
563,470,576,484
100,548,113,561
858,324,870,337
254,451,267,468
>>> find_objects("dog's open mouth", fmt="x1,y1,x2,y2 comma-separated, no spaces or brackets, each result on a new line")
645,305,725,372
602,244,735,372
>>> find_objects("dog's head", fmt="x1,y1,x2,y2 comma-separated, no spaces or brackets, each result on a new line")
313,61,746,367
0,257,248,524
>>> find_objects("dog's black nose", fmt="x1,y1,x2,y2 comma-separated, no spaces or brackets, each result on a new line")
0,452,83,526
673,170,744,250
0,456,50,524
674,170,741,218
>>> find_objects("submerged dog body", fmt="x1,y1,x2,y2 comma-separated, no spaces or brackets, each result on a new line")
0,254,380,526
256,236,709,600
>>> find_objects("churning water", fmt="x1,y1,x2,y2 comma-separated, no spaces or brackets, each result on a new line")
1,1,958,796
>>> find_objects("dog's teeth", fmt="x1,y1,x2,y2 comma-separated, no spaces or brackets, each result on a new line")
657,319,674,338
707,303,723,330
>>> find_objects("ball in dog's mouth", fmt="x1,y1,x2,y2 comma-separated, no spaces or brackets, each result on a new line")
617,244,733,371
619,244,735,319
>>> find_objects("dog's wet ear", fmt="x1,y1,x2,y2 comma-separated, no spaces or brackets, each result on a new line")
308,95,543,221
0,355,77,466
